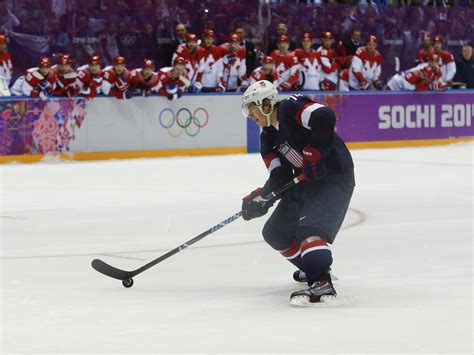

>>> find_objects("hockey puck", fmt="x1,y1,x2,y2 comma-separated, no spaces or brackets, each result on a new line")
122,278,134,288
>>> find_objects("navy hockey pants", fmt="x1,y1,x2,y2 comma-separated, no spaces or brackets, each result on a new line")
262,182,354,249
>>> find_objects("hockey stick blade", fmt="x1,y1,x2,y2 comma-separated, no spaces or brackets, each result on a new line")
91,259,134,280
91,175,304,283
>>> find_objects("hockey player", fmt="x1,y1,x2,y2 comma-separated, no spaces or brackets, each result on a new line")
172,33,204,92
0,34,13,93
432,35,456,83
316,32,340,91
101,55,132,99
416,32,434,64
153,56,189,100
249,56,280,89
241,81,355,306
294,33,323,90
51,53,79,97
387,53,445,91
128,59,159,96
77,54,103,99
348,36,383,90
10,56,56,100
196,29,225,92
220,33,248,92
270,35,299,91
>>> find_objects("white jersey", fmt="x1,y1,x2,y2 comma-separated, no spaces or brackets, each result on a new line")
197,46,225,88
294,49,323,90
348,47,382,89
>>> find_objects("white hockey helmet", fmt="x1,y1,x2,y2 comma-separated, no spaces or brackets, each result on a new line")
241,80,278,126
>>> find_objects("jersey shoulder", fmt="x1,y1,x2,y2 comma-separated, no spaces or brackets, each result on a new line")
277,94,314,121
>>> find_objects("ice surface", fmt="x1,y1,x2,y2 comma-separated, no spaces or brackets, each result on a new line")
1,143,472,354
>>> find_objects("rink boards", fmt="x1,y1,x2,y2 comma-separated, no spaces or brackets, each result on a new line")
0,90,473,163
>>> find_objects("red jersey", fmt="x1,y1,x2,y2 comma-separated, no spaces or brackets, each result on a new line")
269,49,299,90
101,66,131,99
416,47,434,63
433,49,456,81
249,66,280,88
11,67,57,98
172,44,204,82
77,64,103,98
128,68,160,96
153,67,190,98
0,51,13,86
51,65,79,97
405,64,443,91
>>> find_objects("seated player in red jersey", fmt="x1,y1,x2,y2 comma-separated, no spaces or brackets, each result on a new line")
101,55,133,100
10,56,57,100
77,54,103,99
153,56,190,100
129,59,159,96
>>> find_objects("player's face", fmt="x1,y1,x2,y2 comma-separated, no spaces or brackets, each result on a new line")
278,41,289,52
262,63,273,74
173,64,185,77
422,37,431,48
246,100,271,128
89,63,101,74
302,38,312,51
203,36,213,48
229,41,238,52
323,37,333,48
366,41,377,54
187,40,197,52
429,59,438,70
58,63,70,73
39,66,50,76
142,67,153,78
114,64,125,75
433,41,442,52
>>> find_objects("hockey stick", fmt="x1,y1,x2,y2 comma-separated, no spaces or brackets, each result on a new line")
91,175,304,287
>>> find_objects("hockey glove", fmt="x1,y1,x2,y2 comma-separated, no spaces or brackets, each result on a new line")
124,90,133,99
38,80,49,92
241,188,274,221
302,146,326,182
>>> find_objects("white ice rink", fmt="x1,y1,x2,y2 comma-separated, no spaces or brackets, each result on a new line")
1,143,472,354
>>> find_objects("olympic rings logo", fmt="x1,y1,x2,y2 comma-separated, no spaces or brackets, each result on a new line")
158,107,209,137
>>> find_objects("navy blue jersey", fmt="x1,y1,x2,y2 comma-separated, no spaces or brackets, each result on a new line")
260,94,355,194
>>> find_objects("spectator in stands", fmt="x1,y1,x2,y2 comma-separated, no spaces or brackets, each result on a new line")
117,21,142,67
235,26,257,77
156,17,175,67
0,0,20,31
71,16,100,65
0,33,12,91
142,23,159,64
267,23,296,54
453,44,474,89
247,3,271,52
49,17,70,57
98,22,119,66
18,0,45,32
134,0,155,27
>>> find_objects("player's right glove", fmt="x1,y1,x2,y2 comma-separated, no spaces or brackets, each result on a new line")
241,188,274,221
302,146,327,182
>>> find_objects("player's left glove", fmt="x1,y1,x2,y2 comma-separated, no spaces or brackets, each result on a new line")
241,188,274,221
302,146,326,182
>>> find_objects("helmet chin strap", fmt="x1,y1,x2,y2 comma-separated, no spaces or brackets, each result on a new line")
259,105,274,127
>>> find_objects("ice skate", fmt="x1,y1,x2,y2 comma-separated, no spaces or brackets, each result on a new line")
290,274,337,306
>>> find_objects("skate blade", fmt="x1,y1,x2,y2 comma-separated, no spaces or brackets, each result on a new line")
290,295,336,307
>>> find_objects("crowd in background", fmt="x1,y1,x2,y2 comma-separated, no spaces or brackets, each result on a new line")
0,0,473,99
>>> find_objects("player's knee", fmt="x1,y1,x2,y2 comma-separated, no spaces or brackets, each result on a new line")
301,236,324,247
262,222,285,250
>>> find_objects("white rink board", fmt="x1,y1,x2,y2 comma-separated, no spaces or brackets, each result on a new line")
69,95,245,152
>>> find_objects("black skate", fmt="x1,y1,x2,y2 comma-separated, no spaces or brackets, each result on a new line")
290,274,337,306
292,269,338,283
